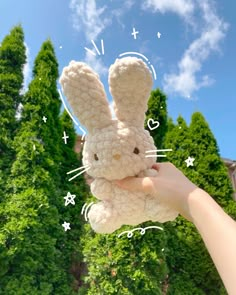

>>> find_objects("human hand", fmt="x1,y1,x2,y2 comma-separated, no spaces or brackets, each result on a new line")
115,162,199,222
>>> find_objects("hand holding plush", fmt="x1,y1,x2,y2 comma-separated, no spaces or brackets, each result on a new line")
60,57,178,233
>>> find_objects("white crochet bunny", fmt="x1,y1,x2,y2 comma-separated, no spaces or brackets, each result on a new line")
60,57,178,233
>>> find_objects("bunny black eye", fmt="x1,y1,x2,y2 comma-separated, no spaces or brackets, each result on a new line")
94,154,99,161
133,147,140,154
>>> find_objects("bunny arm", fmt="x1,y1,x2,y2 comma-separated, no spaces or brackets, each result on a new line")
88,173,178,233
90,178,113,201
88,179,146,233
88,179,122,233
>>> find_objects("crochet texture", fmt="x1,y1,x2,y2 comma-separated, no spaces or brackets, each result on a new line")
60,57,178,233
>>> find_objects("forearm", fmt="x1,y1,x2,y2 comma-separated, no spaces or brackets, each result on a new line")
188,188,236,295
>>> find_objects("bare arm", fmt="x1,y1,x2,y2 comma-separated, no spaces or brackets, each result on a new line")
188,188,236,295
115,163,236,294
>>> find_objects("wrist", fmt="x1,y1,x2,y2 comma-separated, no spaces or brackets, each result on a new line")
188,188,221,225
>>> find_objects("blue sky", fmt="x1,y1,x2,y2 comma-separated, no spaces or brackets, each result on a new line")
1,0,235,159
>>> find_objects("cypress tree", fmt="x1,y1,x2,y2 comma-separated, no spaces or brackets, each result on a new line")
145,88,168,152
188,112,235,211
0,40,74,294
0,25,26,206
0,26,26,282
79,222,168,295
59,111,90,292
164,116,191,166
164,112,236,294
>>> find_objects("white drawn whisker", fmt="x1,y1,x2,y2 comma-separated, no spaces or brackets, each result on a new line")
68,167,91,182
145,148,173,158
145,149,173,153
67,165,90,175
145,155,167,158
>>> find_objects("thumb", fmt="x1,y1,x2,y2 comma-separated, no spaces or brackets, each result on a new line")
114,176,156,194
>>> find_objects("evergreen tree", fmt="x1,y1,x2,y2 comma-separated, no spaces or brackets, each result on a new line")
145,88,168,151
0,25,26,208
79,222,168,295
59,111,90,292
188,112,235,212
0,40,75,294
164,112,236,294
164,116,191,166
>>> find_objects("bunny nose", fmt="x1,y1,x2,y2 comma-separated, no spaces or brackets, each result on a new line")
113,153,121,160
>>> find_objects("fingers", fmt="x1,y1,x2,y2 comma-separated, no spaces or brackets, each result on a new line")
152,163,160,171
114,176,156,194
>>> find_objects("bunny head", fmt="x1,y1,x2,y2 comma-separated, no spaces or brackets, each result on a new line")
60,57,157,181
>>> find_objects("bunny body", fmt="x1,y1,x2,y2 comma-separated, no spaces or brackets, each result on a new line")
60,57,178,233
89,173,179,233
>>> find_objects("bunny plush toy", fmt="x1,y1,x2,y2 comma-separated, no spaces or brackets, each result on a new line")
60,57,178,234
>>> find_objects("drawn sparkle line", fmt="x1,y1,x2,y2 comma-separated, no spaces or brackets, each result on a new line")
62,131,69,144
80,126,86,141
85,202,94,221
58,89,78,126
84,47,96,56
91,40,101,55
68,167,91,182
131,27,139,39
67,165,90,175
81,203,88,215
101,39,104,55
150,64,157,80
119,52,148,61
119,52,156,80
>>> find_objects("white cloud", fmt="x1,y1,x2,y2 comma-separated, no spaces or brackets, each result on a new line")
21,42,31,94
69,0,135,76
84,51,108,77
142,0,228,98
69,0,111,41
142,0,195,19
112,1,135,29
69,0,112,76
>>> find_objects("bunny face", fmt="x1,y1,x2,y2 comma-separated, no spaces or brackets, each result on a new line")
82,120,156,180
60,57,156,181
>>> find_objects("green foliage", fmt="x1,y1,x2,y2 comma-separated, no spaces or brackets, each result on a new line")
188,113,235,211
0,25,26,201
79,218,168,295
1,25,235,294
59,111,90,291
0,39,76,294
163,112,236,294
0,26,26,75
0,27,27,291
145,88,168,151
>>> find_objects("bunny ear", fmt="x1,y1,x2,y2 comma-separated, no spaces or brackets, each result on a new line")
60,61,112,133
109,57,153,127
